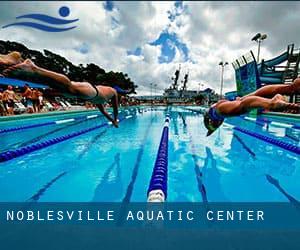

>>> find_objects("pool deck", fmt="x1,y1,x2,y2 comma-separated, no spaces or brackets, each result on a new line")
0,108,98,122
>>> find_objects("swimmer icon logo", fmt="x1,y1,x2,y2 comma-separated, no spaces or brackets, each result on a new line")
2,6,79,32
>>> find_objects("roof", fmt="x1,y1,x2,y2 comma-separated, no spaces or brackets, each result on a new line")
0,77,48,89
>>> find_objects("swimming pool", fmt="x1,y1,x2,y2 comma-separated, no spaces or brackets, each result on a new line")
0,106,299,202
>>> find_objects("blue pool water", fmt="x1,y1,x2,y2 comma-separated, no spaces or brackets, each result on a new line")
0,106,299,202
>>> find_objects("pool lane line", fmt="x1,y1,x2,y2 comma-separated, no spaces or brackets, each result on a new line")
116,121,154,225
147,116,170,202
77,129,108,160
91,153,121,202
27,171,67,202
121,117,154,203
78,109,144,159
266,174,300,207
0,112,137,163
0,113,102,135
15,109,140,201
233,126,300,155
233,133,256,158
179,112,208,203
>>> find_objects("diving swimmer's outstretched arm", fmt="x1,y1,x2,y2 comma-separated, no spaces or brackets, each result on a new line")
111,92,119,125
96,103,119,128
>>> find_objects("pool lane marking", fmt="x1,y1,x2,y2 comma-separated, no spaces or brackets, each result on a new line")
91,153,121,202
266,175,300,206
55,118,75,124
121,117,154,203
241,116,264,127
0,111,137,163
233,133,256,158
243,116,300,130
87,115,98,119
77,129,108,159
24,109,142,200
27,172,67,202
178,112,208,203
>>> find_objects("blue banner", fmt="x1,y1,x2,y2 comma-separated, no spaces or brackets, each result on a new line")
1,202,300,229
235,61,261,96
1,202,300,250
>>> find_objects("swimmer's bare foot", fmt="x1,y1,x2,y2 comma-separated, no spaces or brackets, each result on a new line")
3,59,37,76
112,119,119,128
291,78,300,93
0,52,23,67
270,94,300,113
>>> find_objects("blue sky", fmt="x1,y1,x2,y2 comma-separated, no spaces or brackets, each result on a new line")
103,1,114,12
126,1,189,64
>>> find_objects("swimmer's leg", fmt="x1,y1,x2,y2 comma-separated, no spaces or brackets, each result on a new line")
4,59,76,93
0,51,24,67
242,78,300,99
218,94,300,115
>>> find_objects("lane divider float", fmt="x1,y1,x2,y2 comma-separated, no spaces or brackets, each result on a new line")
0,112,136,163
147,116,170,202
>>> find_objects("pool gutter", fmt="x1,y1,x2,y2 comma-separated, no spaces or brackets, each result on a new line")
261,111,300,121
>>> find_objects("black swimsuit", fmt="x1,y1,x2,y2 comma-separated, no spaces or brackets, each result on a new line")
85,83,99,101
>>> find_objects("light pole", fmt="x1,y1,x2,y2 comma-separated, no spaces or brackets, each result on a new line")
251,33,267,63
198,83,204,92
154,84,157,101
219,61,228,99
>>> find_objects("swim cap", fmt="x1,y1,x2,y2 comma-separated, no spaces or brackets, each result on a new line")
203,110,224,136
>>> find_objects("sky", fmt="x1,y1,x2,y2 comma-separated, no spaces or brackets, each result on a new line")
0,1,300,95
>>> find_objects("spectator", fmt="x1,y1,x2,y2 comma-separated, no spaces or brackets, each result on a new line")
37,89,44,112
22,84,34,113
31,88,39,112
0,89,7,116
3,85,16,115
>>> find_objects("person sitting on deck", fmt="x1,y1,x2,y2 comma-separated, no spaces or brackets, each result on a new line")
204,78,300,136
3,58,133,127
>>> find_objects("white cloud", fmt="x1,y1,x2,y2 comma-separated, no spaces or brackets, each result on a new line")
0,1,299,96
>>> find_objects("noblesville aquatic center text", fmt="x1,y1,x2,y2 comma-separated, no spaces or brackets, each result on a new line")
4,209,264,222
